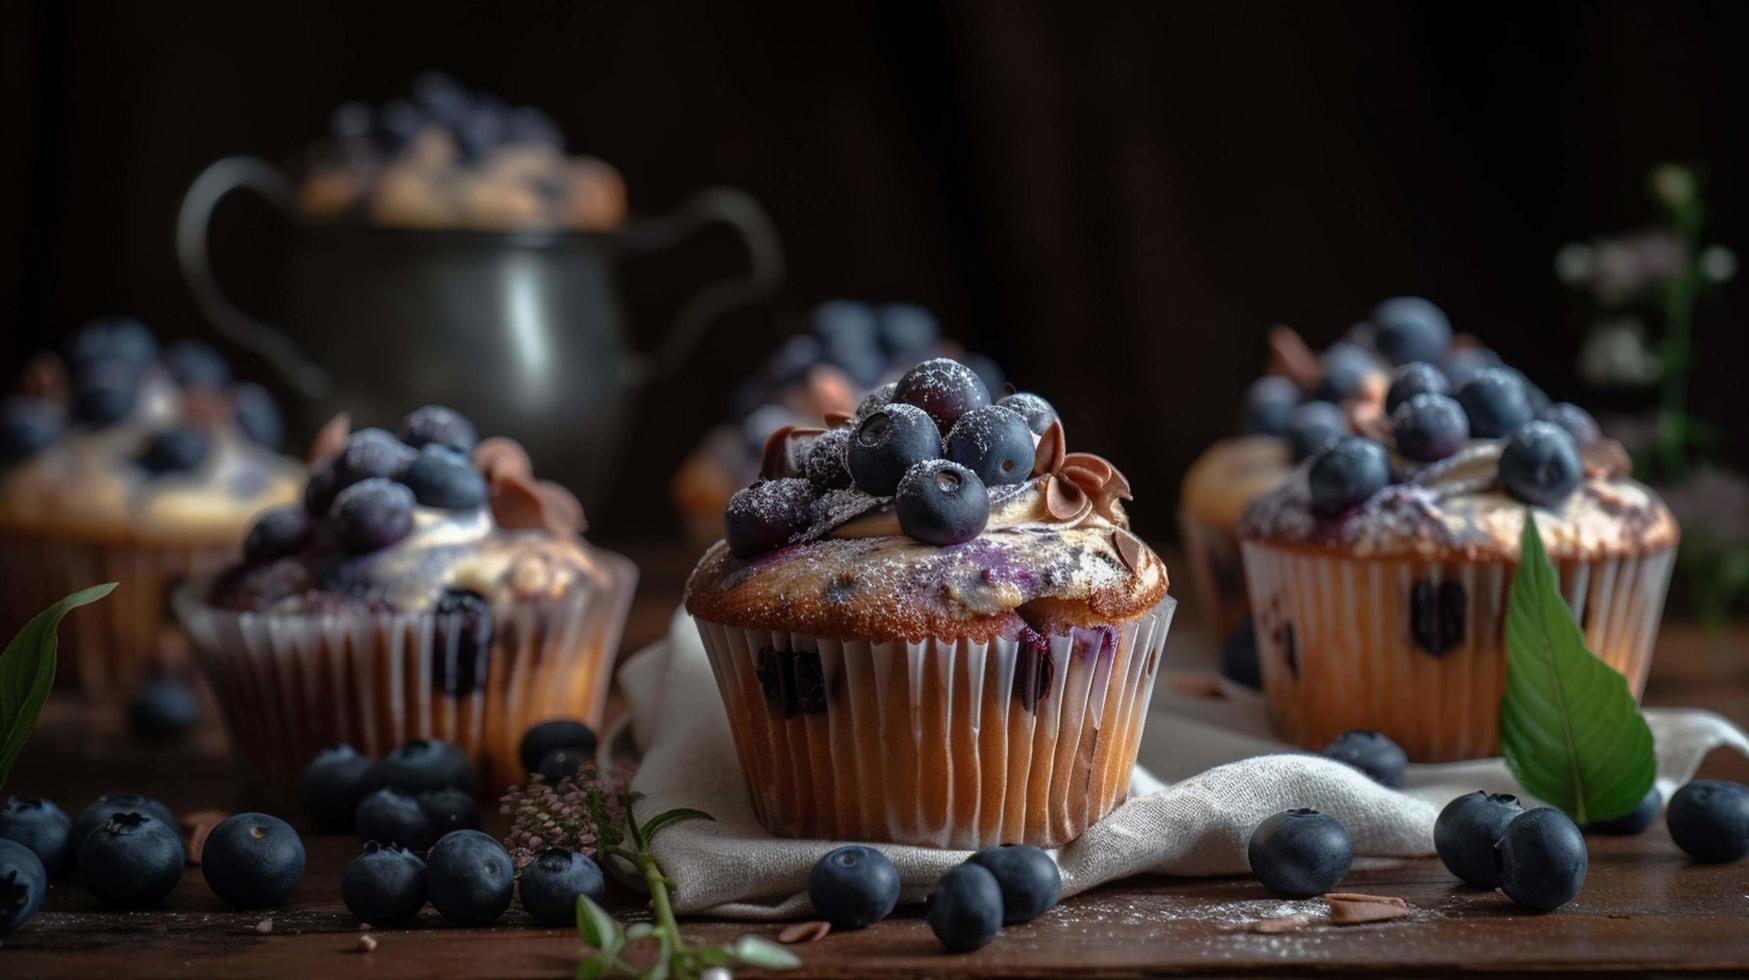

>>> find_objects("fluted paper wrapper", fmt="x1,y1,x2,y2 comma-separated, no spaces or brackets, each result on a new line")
1177,510,1251,651
174,550,636,801
1240,541,1676,762
0,529,232,698
694,597,1175,850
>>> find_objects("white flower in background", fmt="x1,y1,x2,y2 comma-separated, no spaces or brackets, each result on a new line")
1700,245,1737,283
1650,163,1697,210
1578,317,1662,388
1554,242,1594,284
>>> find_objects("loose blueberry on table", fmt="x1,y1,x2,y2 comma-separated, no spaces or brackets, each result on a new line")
342,841,428,924
1320,730,1408,789
927,862,1004,953
201,813,306,909
416,787,482,835
1585,785,1662,837
808,845,900,931
518,848,606,925
0,839,47,933
1247,808,1353,898
73,793,178,850
1665,779,1749,864
1434,791,1525,887
355,788,437,851
301,745,373,833
77,812,185,908
0,797,74,876
425,829,514,926
518,720,598,775
967,843,1061,925
364,738,473,796
127,677,202,739
1494,807,1588,911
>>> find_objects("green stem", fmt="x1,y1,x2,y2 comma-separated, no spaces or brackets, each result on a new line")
638,850,690,974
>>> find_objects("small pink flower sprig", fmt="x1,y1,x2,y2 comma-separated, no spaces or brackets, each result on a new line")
499,760,634,870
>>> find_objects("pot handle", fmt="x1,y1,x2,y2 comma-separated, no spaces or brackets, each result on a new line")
176,156,332,397
617,186,785,386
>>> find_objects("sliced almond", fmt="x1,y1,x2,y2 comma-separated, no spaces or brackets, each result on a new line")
777,920,831,944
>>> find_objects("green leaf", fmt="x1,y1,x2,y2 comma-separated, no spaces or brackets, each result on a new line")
1500,513,1656,824
575,953,607,980
576,894,619,951
639,808,714,845
729,935,802,971
0,583,116,790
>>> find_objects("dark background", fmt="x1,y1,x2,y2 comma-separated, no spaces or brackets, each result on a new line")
3,0,1745,547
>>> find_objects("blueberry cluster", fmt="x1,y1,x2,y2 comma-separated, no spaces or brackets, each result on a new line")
805,841,1060,954
298,738,480,851
1240,297,1601,516
725,357,1058,555
0,318,285,473
327,72,566,168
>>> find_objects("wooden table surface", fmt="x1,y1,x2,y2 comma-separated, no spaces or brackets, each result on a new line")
4,547,1748,978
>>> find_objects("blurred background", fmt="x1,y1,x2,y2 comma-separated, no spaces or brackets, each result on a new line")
3,0,1746,549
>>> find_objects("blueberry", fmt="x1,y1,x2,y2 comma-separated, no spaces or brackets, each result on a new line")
0,839,46,933
0,398,62,462
400,405,478,456
1494,807,1588,910
1409,580,1467,656
364,739,473,796
998,391,1059,436
126,678,201,739
968,844,1060,924
301,745,373,833
70,358,142,425
1540,402,1601,447
1247,808,1352,898
814,301,885,386
0,798,72,877
1221,619,1262,689
518,849,606,925
164,339,231,389
73,794,177,850
1585,785,1661,836
355,788,436,851
847,403,943,496
872,302,938,356
335,428,418,489
425,830,514,926
65,315,158,369
1384,362,1450,416
535,748,590,783
855,382,896,420
808,845,899,931
138,426,212,474
76,812,184,907
232,383,285,449
1012,629,1054,712
1443,346,1502,389
1314,341,1378,403
518,721,598,775
1240,376,1300,437
1371,297,1453,366
201,813,305,908
1320,730,1408,788
804,427,853,492
927,862,1003,953
417,788,481,836
330,478,416,552
410,71,470,122
755,648,831,717
945,405,1034,487
244,507,315,563
342,842,428,924
893,357,990,432
1391,392,1469,463
896,459,990,546
1307,437,1390,517
724,478,814,558
433,590,494,697
1510,369,1553,416
403,444,488,509
1456,368,1534,439
1666,780,1749,863
1499,421,1582,508
1434,791,1524,887
764,334,823,387
1287,401,1347,463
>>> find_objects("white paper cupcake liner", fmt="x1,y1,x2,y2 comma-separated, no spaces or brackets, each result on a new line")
1239,541,1676,761
694,596,1175,850
0,529,232,699
174,548,636,801
1177,511,1251,650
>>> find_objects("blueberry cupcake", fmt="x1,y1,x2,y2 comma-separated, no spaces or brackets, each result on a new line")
1238,363,1677,761
685,358,1174,849
0,318,302,696
174,408,636,797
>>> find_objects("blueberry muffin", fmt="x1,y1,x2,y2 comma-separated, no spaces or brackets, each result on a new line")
685,357,1174,848
298,72,626,233
174,408,636,797
0,318,301,696
1238,360,1677,761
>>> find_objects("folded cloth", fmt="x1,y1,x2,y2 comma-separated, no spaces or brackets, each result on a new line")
622,609,1749,920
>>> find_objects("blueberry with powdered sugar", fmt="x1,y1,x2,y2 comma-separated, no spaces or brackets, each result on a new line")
945,405,1033,487
998,391,1059,436
725,478,814,558
893,357,990,431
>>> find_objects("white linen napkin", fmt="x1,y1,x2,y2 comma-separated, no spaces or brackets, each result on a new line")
621,609,1749,919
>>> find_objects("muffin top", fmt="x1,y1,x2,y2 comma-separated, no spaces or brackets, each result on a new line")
685,357,1169,643
205,408,621,614
1238,376,1678,563
0,318,301,545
